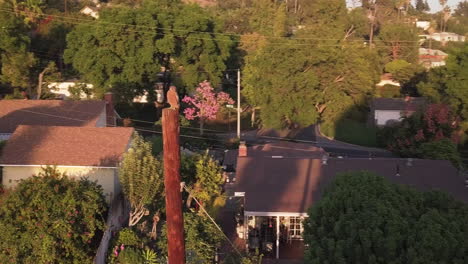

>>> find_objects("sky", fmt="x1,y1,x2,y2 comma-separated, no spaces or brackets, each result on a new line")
346,0,464,13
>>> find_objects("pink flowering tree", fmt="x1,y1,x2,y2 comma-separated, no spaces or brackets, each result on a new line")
182,81,235,135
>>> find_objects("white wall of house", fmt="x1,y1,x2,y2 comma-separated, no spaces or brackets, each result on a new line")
374,110,402,126
1,166,120,203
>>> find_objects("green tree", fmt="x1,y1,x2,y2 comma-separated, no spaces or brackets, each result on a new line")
384,59,423,84
183,152,224,208
65,0,234,99
119,134,164,226
0,0,35,92
419,138,462,167
304,171,468,264
243,41,378,130
378,23,419,63
0,167,107,264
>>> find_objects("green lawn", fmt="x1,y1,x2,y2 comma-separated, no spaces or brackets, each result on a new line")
334,119,378,147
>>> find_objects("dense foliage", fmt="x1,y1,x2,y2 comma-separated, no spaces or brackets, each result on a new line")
417,44,468,120
158,212,223,263
64,0,234,99
379,104,462,166
304,171,468,264
0,167,107,263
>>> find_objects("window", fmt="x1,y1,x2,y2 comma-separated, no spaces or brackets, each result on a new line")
289,217,304,239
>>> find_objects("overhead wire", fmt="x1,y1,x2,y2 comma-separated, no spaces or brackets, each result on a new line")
182,185,243,257
0,7,426,47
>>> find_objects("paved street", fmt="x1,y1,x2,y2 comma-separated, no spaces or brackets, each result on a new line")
221,125,393,158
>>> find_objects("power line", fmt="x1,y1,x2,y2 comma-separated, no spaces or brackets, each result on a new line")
0,7,426,46
182,184,243,257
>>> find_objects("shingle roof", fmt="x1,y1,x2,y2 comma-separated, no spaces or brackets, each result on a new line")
0,100,105,133
0,125,134,167
372,97,427,111
235,148,467,214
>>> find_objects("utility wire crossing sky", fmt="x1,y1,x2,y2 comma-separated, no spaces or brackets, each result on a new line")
347,0,464,13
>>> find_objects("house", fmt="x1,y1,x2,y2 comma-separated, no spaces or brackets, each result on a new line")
419,48,448,69
0,93,116,140
230,142,468,259
428,32,466,43
0,125,134,203
370,97,426,126
416,21,431,31
80,5,99,19
47,80,94,99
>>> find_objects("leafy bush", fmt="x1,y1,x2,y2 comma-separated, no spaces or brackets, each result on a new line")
118,248,144,264
0,167,107,263
116,228,140,247
304,171,468,263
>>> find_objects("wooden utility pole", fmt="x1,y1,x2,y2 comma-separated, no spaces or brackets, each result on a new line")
162,108,185,264
237,69,241,139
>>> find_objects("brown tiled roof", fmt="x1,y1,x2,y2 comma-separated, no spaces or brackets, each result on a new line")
0,125,134,167
0,100,105,133
372,97,427,111
235,155,467,214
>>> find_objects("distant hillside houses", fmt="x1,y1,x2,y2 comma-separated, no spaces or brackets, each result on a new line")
420,32,466,43
419,48,448,69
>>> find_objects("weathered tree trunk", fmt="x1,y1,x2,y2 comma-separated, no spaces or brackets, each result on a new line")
128,204,146,226
37,70,46,100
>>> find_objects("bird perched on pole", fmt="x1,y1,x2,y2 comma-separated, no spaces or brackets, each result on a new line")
167,86,180,110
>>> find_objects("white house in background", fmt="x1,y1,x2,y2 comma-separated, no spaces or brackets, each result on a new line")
0,125,134,203
428,32,466,42
48,80,94,99
416,21,431,31
419,48,448,69
0,94,116,140
80,5,99,19
370,97,427,126
376,73,400,87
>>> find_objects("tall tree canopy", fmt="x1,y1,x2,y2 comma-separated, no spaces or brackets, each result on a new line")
304,171,468,264
0,167,107,263
64,0,234,99
0,0,35,92
243,42,378,130
242,0,379,130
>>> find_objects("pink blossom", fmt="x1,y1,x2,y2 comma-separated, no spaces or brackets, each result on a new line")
182,81,235,122
120,244,125,251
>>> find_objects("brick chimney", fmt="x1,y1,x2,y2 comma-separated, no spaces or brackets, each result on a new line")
238,141,247,157
104,92,116,127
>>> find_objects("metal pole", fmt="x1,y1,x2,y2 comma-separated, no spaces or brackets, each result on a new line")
162,108,185,264
237,69,241,139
